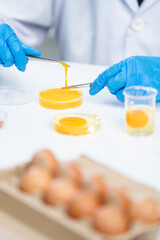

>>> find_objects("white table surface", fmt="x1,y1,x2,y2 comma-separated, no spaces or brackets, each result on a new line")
0,61,160,193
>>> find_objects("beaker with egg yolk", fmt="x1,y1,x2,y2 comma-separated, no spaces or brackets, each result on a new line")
123,86,157,136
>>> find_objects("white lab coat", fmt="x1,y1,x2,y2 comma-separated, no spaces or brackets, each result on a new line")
0,0,160,66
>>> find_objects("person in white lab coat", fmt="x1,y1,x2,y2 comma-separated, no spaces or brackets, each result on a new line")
0,0,160,101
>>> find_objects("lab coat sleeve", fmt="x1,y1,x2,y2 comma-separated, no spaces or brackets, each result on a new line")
0,0,54,47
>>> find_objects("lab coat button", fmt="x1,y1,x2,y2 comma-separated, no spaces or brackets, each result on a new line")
131,18,144,32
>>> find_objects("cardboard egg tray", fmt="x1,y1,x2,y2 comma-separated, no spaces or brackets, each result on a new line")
0,155,160,240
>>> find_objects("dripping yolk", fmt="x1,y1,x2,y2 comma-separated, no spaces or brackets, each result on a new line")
60,62,69,87
54,117,89,135
126,110,148,128
39,88,82,109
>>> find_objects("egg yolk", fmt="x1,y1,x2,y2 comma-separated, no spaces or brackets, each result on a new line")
54,116,89,135
60,62,69,87
126,110,148,128
39,88,82,109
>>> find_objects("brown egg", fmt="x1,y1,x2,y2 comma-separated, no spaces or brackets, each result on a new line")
44,178,77,205
110,189,132,212
28,149,58,176
59,163,83,187
129,198,159,223
20,166,52,194
68,164,82,187
87,176,108,203
68,190,100,219
93,205,129,235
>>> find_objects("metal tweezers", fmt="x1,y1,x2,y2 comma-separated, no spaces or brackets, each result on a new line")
27,55,70,67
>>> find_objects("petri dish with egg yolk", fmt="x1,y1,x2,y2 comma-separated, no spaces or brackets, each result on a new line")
124,86,157,136
54,113,100,135
39,88,82,109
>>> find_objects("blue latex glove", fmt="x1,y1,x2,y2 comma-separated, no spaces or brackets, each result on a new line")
89,56,160,102
0,23,41,71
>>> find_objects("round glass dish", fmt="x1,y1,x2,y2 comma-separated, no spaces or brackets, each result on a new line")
39,88,83,109
0,86,32,105
0,110,7,128
54,113,100,135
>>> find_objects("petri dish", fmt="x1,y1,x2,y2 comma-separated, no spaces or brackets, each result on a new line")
39,88,83,109
54,113,100,135
123,86,157,136
0,86,32,105
0,110,7,128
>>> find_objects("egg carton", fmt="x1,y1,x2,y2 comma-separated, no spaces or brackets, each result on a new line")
0,155,159,240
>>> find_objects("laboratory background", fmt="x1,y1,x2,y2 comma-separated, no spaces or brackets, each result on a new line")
0,0,160,239
39,29,60,59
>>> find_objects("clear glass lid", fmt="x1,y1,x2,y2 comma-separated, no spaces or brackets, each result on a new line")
0,86,32,105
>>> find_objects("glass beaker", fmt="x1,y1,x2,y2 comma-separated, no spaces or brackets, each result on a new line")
0,110,7,128
123,86,157,136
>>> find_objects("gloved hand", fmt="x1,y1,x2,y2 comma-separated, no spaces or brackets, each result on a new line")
0,23,41,71
89,56,160,102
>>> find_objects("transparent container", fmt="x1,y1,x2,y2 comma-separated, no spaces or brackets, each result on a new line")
39,88,83,109
123,86,157,136
54,113,100,135
0,110,7,128
0,86,32,105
